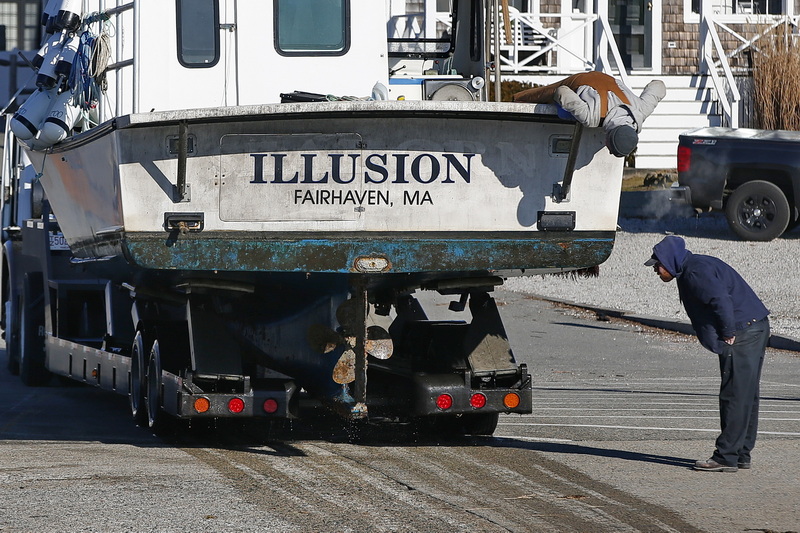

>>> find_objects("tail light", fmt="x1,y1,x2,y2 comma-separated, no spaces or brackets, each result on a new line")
436,394,453,410
470,393,487,409
677,145,691,173
228,397,245,414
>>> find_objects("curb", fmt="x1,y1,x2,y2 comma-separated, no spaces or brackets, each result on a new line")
536,295,800,353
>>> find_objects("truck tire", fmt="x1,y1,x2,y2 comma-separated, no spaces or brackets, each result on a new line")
725,180,790,241
129,330,151,427
463,412,499,436
19,272,50,386
5,297,20,375
145,340,167,434
414,413,499,439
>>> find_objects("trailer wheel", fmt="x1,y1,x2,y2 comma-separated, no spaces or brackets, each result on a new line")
5,297,20,375
129,330,151,427
725,181,790,241
463,413,499,436
19,272,50,386
145,340,167,433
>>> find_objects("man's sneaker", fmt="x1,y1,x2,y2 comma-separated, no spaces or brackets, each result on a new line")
738,461,752,470
693,458,738,472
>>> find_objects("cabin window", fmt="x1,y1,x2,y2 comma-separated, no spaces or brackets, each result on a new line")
387,1,457,58
176,0,220,67
275,0,350,55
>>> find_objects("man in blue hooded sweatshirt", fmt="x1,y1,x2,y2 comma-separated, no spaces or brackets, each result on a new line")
645,236,769,472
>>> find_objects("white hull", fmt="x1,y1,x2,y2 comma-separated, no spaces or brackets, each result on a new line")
27,100,623,285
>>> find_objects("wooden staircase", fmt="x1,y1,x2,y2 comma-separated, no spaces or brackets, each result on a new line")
627,75,723,170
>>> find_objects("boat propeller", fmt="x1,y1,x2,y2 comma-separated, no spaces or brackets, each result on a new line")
307,298,394,385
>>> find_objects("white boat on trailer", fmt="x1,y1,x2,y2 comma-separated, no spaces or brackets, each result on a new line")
1,0,624,435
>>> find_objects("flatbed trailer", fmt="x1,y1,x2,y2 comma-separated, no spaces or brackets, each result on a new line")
1,0,624,437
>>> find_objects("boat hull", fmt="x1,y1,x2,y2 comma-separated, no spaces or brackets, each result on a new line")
27,101,624,289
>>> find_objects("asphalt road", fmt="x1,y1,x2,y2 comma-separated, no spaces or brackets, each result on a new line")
1,290,798,532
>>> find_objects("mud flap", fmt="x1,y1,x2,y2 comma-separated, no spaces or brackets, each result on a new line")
464,292,517,374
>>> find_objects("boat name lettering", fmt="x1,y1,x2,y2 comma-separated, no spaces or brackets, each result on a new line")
249,152,474,185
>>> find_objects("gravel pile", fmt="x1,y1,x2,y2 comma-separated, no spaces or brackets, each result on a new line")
504,213,800,339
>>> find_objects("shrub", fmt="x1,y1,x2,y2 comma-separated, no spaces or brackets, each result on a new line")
752,26,800,130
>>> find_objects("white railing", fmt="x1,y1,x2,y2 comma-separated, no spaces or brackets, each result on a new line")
699,10,741,127
698,0,800,128
387,14,423,38
387,12,452,39
393,7,627,85
488,6,630,86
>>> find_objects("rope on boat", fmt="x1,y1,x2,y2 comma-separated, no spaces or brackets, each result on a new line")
68,14,112,112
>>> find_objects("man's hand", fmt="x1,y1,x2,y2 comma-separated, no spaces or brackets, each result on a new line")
724,336,736,345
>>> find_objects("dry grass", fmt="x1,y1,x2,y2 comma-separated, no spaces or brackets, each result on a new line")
489,80,536,102
752,26,800,130
622,169,677,191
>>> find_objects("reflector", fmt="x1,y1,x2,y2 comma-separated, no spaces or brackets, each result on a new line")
263,398,279,414
194,397,210,413
503,393,521,409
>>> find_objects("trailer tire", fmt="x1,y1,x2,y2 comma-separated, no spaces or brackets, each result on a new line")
145,340,167,434
5,297,20,375
462,412,499,436
725,181,790,241
19,272,50,386
129,330,151,427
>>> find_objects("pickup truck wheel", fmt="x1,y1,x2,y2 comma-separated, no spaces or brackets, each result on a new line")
725,181,790,241
129,330,151,427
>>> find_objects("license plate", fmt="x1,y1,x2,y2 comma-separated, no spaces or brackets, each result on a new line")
49,232,70,251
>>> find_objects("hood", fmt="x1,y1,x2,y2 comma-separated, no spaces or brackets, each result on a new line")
652,235,690,277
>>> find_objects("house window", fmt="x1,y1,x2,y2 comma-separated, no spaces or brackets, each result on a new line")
0,0,41,51
275,0,349,55
685,0,783,21
176,0,220,67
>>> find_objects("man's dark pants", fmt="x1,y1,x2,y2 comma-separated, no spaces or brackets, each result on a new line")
712,318,769,467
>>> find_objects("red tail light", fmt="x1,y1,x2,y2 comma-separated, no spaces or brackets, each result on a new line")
262,398,279,414
228,398,245,414
470,393,487,409
677,145,691,173
436,394,453,410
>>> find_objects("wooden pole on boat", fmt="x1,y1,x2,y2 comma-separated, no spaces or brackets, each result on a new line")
501,0,512,46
